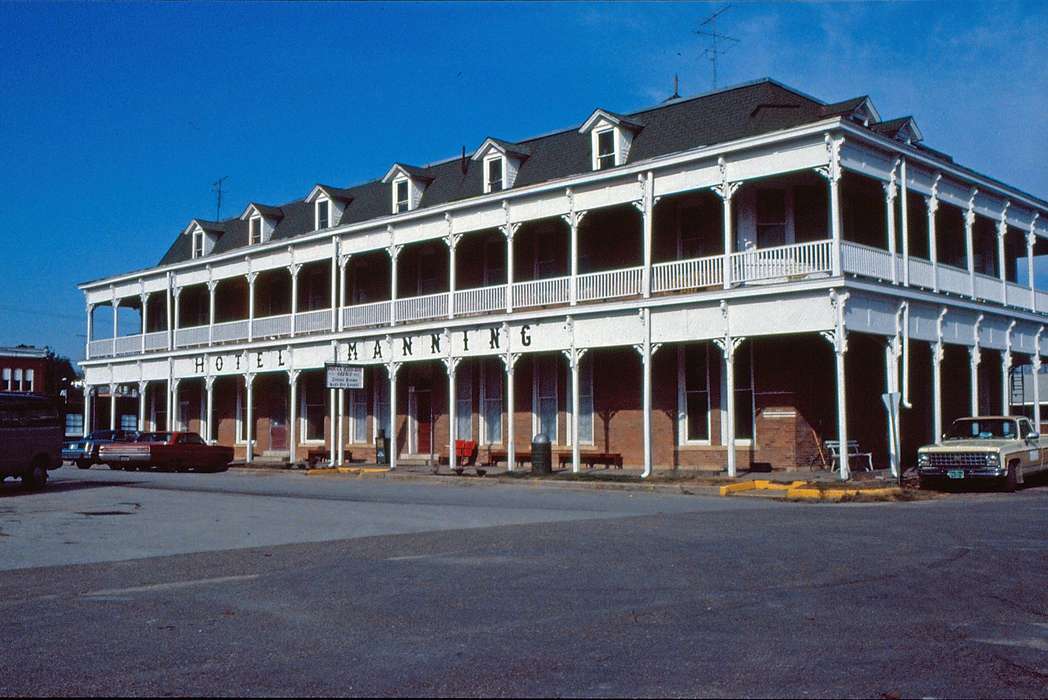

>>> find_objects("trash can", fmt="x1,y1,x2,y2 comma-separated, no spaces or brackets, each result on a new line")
532,433,552,475
375,429,390,466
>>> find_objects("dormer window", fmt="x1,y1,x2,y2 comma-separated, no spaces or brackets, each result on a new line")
249,216,262,245
485,156,504,193
192,229,205,258
395,179,409,213
596,129,616,170
316,199,330,229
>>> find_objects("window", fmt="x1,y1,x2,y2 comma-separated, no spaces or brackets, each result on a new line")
596,129,616,170
235,379,258,443
483,239,505,286
301,374,326,442
456,365,473,441
481,359,503,444
14,369,22,392
485,157,504,193
316,199,330,230
756,189,787,248
679,344,711,443
120,414,137,431
533,355,558,442
192,230,205,258
249,216,262,245
395,179,409,213
65,413,83,437
2,368,9,391
565,355,594,445
25,369,33,393
535,231,558,278
734,344,755,442
418,248,440,295
374,373,391,439
349,387,368,444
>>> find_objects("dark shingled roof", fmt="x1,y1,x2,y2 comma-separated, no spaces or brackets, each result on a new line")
247,203,284,220
156,79,935,267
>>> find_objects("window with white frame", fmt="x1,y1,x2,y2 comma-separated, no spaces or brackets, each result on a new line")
65,413,83,437
756,189,787,248
595,129,616,170
533,355,558,442
678,344,711,443
484,156,504,193
301,373,326,442
456,364,472,441
249,216,263,245
373,373,390,439
481,358,502,444
25,369,33,392
13,369,23,392
733,344,756,442
565,355,594,445
394,179,410,214
120,414,137,431
235,379,257,443
2,368,10,391
316,199,330,230
349,386,368,444
192,229,205,259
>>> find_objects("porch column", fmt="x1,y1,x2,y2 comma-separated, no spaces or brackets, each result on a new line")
388,362,401,470
140,294,149,352
138,380,148,431
565,201,583,306
1027,227,1038,312
204,375,214,443
642,171,654,298
822,291,850,481
112,297,120,344
338,254,350,331
969,345,981,416
503,353,519,472
288,370,299,464
885,337,900,477
446,228,460,319
109,383,117,431
931,341,943,442
329,375,337,468
1033,341,1043,431
444,356,461,471
816,135,845,278
172,286,181,347
965,190,977,298
83,385,93,437
245,373,255,464
563,343,586,474
714,301,742,478
330,237,339,333
1002,323,1015,415
712,158,740,289
900,158,910,286
166,273,174,351
884,169,898,284
997,206,1010,301
207,280,217,345
336,387,345,467
927,175,940,292
388,243,402,327
634,308,659,479
502,223,518,313
246,272,257,342
85,303,94,359
170,378,180,431
289,263,300,337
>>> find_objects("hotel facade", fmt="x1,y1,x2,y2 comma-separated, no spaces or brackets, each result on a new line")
78,79,1048,478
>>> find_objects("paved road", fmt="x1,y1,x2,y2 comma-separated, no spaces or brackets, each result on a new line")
1,468,1046,697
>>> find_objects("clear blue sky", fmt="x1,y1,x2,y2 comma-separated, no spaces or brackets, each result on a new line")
1,1,1046,363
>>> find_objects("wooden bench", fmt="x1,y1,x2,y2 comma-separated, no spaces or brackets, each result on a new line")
485,449,531,469
558,452,624,470
823,440,873,472
304,448,354,468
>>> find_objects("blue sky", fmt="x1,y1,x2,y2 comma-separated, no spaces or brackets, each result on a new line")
1,1,1046,363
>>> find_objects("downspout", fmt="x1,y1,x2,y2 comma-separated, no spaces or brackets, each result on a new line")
897,301,912,409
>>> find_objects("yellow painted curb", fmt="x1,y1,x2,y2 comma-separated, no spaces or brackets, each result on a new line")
718,481,757,496
719,480,807,496
785,486,900,501
305,468,339,476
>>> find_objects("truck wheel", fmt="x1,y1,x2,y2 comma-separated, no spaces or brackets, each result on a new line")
22,460,48,490
76,460,92,470
1003,462,1020,493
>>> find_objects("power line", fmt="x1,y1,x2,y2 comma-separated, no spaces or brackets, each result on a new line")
695,5,739,89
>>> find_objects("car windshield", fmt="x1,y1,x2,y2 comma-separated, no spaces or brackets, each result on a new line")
136,432,171,443
946,419,1017,440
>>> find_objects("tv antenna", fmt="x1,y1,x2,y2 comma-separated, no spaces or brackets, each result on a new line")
211,176,228,220
695,5,739,89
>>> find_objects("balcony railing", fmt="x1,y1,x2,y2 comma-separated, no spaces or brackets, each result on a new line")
85,239,1047,360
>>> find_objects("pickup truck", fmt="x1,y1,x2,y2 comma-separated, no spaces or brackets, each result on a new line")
99,432,233,473
916,416,1046,491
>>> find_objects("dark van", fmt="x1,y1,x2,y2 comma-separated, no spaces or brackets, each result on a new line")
0,393,63,489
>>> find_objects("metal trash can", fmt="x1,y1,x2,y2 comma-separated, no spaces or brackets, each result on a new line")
375,429,390,466
531,433,552,474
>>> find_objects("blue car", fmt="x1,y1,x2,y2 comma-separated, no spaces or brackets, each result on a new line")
63,430,139,469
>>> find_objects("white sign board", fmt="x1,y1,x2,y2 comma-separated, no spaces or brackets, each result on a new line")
326,364,364,390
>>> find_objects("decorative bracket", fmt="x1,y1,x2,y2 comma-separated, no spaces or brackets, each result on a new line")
287,368,300,386
386,361,402,379
245,271,258,286
500,222,521,240
561,347,588,370
501,352,521,371
712,336,745,359
387,244,403,261
442,356,462,374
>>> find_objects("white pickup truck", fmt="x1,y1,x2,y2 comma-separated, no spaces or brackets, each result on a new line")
916,416,1046,491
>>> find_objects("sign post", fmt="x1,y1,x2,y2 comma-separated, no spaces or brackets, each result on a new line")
325,363,364,390
882,391,902,486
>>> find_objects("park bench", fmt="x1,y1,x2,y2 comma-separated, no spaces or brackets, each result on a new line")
823,440,873,473
557,452,624,470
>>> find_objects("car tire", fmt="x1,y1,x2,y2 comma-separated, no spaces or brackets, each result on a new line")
919,476,939,491
1003,462,1020,493
22,460,48,490
76,460,92,469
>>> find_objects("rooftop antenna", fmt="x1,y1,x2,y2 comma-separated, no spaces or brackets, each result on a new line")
695,5,739,89
663,74,682,103
211,176,228,220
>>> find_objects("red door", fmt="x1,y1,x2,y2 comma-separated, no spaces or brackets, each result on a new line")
415,391,432,454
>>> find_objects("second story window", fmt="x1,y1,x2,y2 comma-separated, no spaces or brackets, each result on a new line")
395,179,409,213
317,199,330,229
192,230,205,258
596,129,616,170
249,217,262,245
486,157,503,193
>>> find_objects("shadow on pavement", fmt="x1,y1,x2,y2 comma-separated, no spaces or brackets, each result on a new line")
0,478,141,498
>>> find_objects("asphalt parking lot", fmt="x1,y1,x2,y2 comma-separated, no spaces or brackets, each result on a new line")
1,467,1046,697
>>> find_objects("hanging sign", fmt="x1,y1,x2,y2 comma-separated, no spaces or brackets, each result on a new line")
325,363,364,390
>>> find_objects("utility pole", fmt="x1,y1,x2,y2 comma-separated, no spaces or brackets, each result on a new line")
211,176,228,220
696,5,739,89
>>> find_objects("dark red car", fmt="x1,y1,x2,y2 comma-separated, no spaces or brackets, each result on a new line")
99,432,233,473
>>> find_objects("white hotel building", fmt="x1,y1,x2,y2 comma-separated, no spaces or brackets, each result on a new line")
78,79,1048,478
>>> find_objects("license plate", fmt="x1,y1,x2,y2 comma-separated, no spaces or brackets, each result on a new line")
947,469,965,480
120,456,131,461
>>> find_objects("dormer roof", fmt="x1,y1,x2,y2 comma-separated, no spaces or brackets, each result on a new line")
305,184,355,204
181,219,226,237
578,108,643,134
381,163,435,184
471,137,531,161
821,95,881,124
871,116,924,144
239,202,285,221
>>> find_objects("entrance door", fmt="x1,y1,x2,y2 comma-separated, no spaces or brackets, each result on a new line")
414,390,432,454
270,393,288,451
